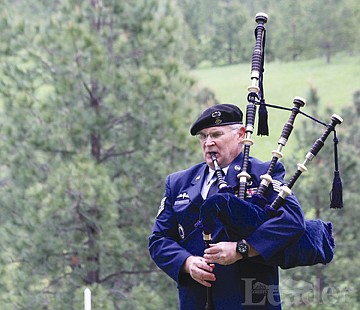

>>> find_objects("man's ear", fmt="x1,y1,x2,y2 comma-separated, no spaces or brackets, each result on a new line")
238,126,246,139
236,126,246,145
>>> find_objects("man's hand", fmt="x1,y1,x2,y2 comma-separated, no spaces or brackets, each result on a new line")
182,256,216,287
203,241,240,265
204,241,258,265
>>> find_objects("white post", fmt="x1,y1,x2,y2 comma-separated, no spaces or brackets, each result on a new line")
84,288,91,310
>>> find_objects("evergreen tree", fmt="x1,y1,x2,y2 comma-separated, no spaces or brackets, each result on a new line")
0,0,201,308
177,0,360,66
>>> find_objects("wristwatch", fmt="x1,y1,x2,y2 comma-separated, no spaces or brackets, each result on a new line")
236,240,249,259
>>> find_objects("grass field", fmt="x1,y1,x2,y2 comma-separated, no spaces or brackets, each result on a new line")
191,54,360,160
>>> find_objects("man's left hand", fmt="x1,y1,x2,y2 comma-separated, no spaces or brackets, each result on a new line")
204,242,240,265
204,241,259,265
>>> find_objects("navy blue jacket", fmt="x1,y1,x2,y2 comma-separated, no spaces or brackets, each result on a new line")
148,152,305,309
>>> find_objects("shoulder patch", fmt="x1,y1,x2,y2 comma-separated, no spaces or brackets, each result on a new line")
156,197,167,217
272,179,282,193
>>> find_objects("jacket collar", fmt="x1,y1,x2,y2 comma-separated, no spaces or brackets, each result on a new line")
225,152,244,188
187,164,208,206
188,152,245,204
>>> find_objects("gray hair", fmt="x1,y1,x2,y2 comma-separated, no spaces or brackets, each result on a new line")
230,124,243,131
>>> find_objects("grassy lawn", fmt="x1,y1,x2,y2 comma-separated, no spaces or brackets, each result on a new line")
191,54,360,160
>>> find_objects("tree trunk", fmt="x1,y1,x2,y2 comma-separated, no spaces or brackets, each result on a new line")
325,42,331,64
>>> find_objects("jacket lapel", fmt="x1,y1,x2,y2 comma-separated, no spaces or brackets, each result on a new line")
225,152,244,188
187,164,207,206
186,152,245,205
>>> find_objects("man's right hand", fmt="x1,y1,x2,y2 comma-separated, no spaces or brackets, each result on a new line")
182,256,216,287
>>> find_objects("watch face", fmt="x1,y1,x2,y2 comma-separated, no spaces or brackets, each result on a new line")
238,243,248,253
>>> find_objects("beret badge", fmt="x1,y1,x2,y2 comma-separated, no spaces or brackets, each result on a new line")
212,111,222,124
212,111,221,118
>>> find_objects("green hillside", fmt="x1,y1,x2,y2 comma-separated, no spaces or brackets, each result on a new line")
191,54,360,161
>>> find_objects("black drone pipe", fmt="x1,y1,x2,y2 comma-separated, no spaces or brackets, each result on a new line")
237,12,268,199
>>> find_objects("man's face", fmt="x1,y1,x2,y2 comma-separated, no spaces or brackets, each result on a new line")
196,125,245,169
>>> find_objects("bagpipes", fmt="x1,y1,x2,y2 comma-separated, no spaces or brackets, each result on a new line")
197,13,343,270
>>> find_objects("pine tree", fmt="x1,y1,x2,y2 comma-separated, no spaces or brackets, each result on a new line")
0,0,200,308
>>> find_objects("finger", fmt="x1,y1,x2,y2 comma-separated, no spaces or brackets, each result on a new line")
196,279,212,287
200,260,215,272
208,242,224,248
191,268,216,286
204,256,216,264
191,259,215,274
197,270,216,283
203,252,217,258
196,261,216,278
204,246,218,254
203,255,216,264
204,251,221,259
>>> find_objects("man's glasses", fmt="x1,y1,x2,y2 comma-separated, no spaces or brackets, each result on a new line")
196,128,236,142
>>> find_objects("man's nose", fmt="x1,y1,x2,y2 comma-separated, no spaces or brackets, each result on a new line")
204,137,215,145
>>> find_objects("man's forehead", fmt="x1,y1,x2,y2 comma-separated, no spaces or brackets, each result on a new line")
198,125,231,133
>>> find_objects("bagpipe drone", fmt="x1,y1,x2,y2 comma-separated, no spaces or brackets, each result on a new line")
196,13,343,271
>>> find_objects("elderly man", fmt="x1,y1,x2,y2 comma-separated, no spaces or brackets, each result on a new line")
148,104,305,309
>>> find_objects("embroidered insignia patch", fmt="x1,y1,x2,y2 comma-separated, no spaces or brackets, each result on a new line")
245,187,258,198
156,197,166,217
272,180,282,193
176,193,190,199
174,199,190,206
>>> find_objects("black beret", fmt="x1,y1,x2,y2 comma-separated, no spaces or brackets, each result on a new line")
190,104,243,135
